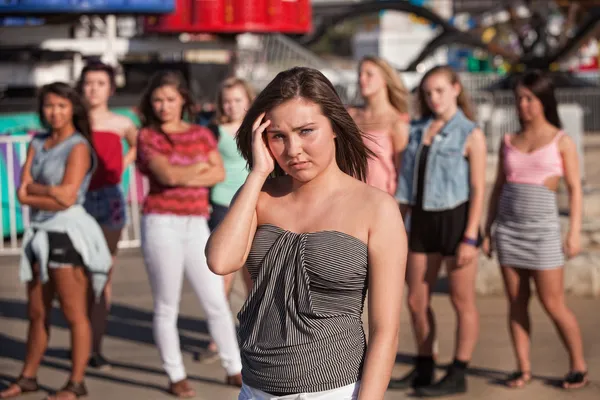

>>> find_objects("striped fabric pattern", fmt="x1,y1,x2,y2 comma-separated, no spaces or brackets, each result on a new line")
495,182,565,269
135,126,216,217
238,224,368,394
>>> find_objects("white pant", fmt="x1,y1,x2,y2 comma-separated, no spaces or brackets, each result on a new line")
238,382,360,400
141,214,242,382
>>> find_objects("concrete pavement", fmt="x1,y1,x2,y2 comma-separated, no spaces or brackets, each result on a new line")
1,249,599,399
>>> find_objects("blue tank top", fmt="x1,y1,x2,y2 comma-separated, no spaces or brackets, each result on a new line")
29,132,95,222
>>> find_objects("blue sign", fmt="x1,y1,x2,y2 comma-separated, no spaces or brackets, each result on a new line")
0,0,175,15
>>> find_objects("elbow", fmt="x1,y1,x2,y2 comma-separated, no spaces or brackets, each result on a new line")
205,243,242,276
206,253,231,276
369,326,399,349
159,171,177,187
17,192,28,206
62,198,77,209
369,321,400,342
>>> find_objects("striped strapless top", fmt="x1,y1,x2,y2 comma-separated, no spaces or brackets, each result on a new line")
238,224,368,394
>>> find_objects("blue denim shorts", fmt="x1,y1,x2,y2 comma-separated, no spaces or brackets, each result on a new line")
84,184,127,231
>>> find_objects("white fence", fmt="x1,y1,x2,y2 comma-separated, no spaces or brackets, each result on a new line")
0,134,146,255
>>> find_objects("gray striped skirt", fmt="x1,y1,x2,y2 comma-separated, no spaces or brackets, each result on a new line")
495,183,564,270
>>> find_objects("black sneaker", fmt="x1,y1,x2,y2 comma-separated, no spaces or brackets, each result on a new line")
389,357,435,390
414,368,467,397
88,353,112,371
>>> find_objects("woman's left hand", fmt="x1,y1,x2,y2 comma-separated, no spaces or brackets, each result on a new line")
564,230,581,259
456,242,478,267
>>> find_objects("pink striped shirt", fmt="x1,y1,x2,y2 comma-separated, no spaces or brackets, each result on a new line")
136,125,217,217
503,131,564,186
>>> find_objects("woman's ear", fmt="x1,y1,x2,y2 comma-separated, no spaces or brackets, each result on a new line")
452,82,462,98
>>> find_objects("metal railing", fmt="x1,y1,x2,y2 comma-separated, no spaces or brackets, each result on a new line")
236,33,349,92
0,134,147,255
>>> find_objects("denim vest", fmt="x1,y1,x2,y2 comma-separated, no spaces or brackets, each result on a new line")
395,109,476,211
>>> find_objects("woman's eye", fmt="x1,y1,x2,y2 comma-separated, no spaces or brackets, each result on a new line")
300,129,313,135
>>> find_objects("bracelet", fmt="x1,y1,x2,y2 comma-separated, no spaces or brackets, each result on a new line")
462,236,478,246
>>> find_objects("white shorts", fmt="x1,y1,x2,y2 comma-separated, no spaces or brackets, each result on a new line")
238,381,360,400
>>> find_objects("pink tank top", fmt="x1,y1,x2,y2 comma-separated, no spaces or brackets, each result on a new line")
503,131,564,185
363,130,396,195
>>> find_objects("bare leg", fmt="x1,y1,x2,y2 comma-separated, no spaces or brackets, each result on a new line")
533,268,588,388
0,266,54,398
406,252,443,356
500,265,532,386
51,267,91,385
446,256,480,362
89,226,121,356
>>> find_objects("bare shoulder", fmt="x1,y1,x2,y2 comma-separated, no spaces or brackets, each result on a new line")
470,126,485,138
351,179,401,224
111,112,137,135
558,131,574,145
558,132,576,152
466,126,486,148
359,184,404,244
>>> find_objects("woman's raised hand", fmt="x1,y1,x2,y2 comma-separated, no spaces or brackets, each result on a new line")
251,112,274,178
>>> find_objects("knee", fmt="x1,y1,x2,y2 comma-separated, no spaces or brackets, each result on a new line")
28,305,47,324
540,297,567,319
508,296,530,316
407,291,429,316
62,304,89,328
450,291,477,314
153,300,179,323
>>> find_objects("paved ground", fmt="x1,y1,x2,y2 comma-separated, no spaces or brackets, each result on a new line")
1,250,599,400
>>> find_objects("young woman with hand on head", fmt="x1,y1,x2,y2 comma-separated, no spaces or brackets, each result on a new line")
206,67,407,400
391,65,486,397
77,61,138,370
135,71,242,398
209,77,255,294
0,83,111,400
483,70,588,390
348,55,410,195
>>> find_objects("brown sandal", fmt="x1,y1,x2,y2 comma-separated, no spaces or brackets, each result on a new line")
168,379,195,398
0,376,39,398
46,381,88,399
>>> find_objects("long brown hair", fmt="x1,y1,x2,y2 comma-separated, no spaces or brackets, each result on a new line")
38,82,94,152
236,67,373,181
514,70,562,129
418,65,475,121
214,77,256,124
360,56,410,115
138,70,196,129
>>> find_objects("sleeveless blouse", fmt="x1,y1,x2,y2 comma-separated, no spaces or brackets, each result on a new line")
238,224,368,394
503,131,564,186
29,132,95,223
